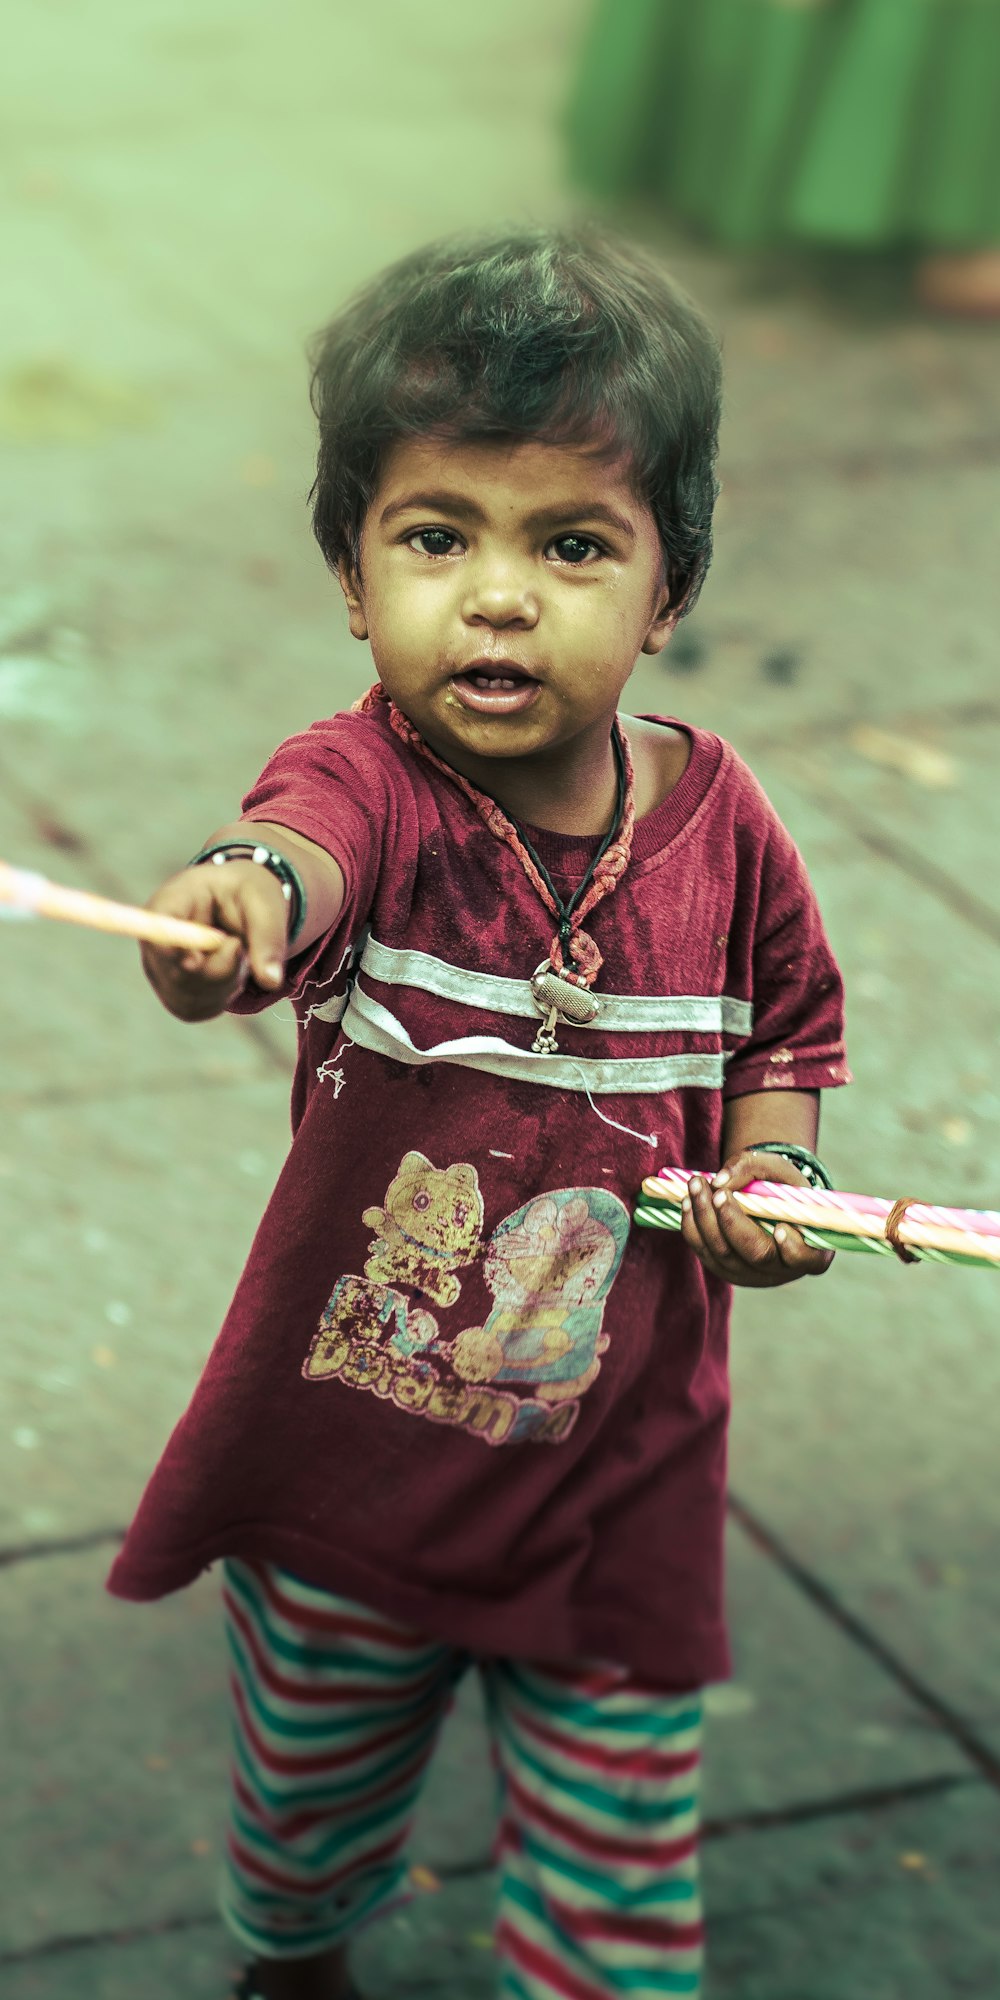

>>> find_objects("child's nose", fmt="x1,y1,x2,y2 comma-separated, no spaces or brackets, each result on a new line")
461,557,540,627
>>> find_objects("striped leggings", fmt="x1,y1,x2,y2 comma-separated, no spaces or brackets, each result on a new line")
220,1560,704,1998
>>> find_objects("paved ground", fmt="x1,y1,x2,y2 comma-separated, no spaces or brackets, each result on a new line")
3,3,1000,1994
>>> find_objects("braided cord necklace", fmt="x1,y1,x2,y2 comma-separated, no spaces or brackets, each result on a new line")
354,683,636,1052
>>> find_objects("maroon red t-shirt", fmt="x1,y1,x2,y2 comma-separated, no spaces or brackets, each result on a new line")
107,708,849,1685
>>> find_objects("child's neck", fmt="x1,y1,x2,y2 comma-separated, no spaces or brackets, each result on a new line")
427,721,621,838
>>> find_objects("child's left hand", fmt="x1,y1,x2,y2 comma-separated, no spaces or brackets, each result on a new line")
680,1149,833,1288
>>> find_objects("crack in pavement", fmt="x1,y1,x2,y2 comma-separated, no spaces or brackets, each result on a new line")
728,1493,1000,1789
0,1908,220,1969
0,1777,981,1968
0,1525,125,1569
702,1769,976,1840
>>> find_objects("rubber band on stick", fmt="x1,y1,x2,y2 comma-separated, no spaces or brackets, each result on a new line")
884,1197,919,1265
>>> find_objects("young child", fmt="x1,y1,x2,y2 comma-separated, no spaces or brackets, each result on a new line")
109,227,849,2000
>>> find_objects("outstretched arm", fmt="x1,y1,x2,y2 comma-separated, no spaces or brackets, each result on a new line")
140,819,345,1023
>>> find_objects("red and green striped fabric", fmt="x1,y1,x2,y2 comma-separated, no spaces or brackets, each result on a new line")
220,1558,705,1993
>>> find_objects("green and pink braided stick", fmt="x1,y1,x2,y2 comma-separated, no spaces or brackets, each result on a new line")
635,1171,1000,1272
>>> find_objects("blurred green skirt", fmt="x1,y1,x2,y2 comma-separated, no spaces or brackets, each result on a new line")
566,0,1000,247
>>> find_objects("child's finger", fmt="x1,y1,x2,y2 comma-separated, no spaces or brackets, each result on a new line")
772,1224,834,1276
712,1151,760,1194
145,931,246,1011
142,934,236,987
679,1197,726,1278
679,1187,713,1261
708,1185,779,1270
714,1149,802,1194
176,934,246,984
683,1175,737,1267
210,870,290,989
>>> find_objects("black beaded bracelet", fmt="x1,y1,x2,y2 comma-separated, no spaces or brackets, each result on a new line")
188,841,307,944
744,1142,833,1190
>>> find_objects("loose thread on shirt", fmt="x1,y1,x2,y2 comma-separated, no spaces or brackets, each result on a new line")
316,1038,354,1095
298,942,360,1030
566,1064,659,1148
301,961,367,1037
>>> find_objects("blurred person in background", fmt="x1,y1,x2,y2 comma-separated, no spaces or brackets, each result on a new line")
566,0,1000,315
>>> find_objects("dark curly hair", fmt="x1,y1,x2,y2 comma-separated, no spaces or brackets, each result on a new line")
309,225,721,614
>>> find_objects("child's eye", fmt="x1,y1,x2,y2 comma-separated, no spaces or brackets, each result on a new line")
407,528,459,557
549,534,603,566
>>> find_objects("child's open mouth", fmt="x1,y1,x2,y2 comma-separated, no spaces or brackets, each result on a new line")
450,663,541,717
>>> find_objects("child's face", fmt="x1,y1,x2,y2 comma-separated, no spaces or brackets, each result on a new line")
338,435,676,764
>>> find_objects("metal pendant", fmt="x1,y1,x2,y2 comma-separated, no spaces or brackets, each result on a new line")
530,962,599,1054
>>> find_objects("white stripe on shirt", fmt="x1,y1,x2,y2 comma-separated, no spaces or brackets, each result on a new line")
339,982,727,1096
308,935,752,1039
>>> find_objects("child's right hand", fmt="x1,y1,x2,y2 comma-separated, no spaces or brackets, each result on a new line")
141,860,290,1021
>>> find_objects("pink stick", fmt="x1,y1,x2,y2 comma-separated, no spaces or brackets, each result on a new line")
0,861,228,953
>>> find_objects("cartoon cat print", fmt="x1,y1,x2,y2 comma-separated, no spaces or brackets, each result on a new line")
362,1150,484,1307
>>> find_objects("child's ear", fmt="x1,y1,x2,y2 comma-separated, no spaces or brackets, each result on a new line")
640,591,679,656
336,558,369,641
